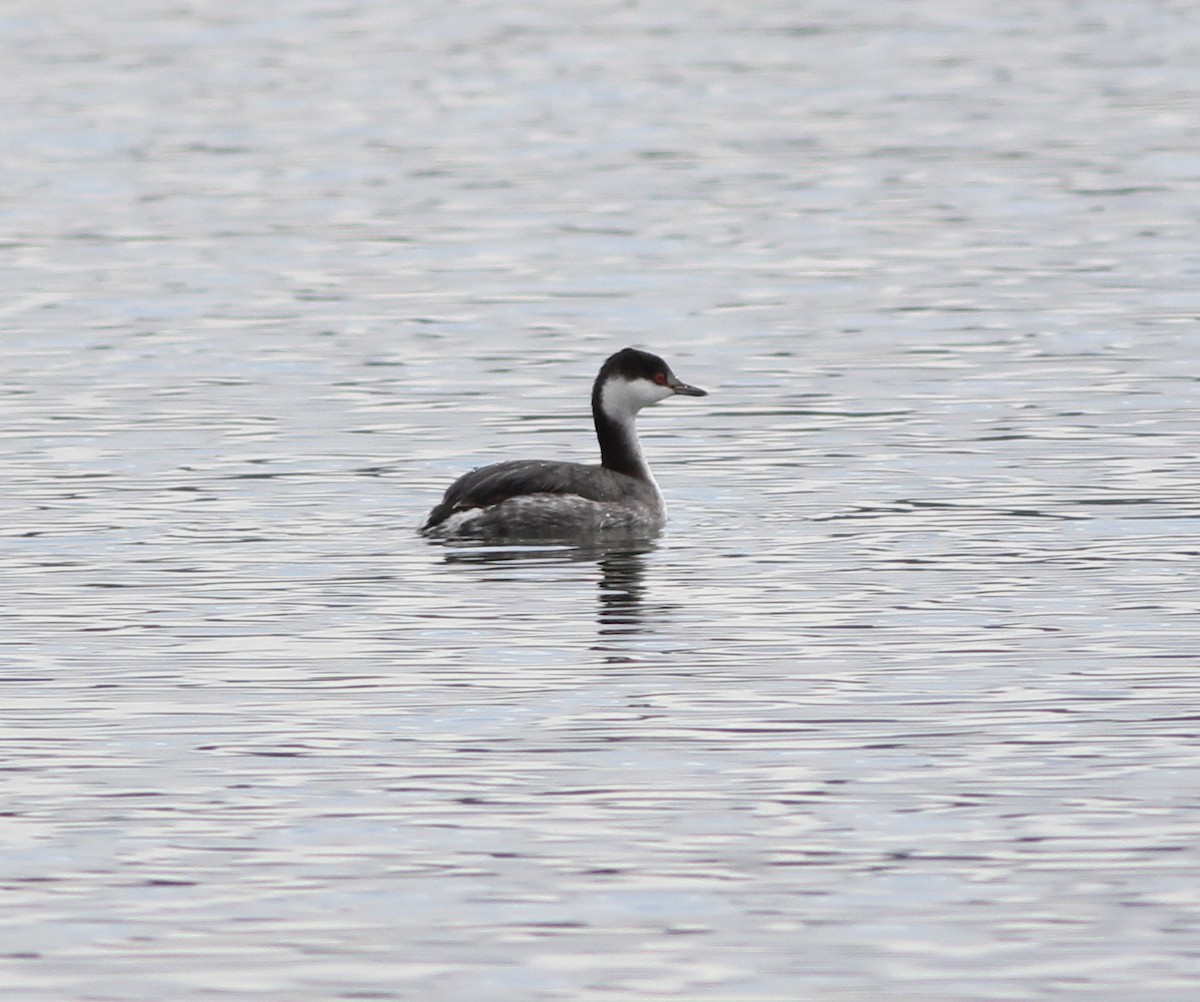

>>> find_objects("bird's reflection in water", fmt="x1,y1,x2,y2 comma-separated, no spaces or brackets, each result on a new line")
437,538,661,644
594,548,650,636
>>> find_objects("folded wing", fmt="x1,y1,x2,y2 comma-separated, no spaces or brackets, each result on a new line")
422,460,630,531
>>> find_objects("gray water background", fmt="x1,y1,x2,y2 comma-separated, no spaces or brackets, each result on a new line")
4,1,1200,999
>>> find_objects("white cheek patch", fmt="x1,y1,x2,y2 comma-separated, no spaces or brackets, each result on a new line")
600,377,674,419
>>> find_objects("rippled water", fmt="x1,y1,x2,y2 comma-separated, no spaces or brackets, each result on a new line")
4,1,1200,999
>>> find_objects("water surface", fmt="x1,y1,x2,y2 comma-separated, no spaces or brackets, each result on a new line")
3,1,1200,999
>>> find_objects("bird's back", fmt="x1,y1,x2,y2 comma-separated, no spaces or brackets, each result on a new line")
421,459,660,537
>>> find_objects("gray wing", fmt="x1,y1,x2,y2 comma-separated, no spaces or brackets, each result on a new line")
422,460,628,530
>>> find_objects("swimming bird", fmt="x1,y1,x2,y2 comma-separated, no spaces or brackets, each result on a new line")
421,348,707,540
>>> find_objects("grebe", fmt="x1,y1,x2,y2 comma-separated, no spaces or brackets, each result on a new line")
421,348,707,540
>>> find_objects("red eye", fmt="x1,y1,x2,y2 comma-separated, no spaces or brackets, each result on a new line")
654,372,667,385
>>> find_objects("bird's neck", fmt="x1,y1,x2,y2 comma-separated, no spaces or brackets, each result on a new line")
593,394,652,481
